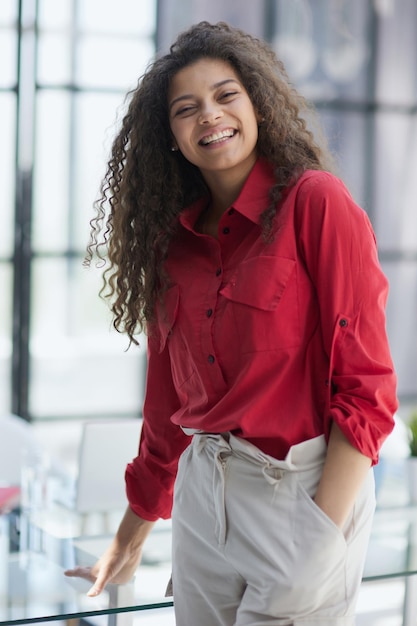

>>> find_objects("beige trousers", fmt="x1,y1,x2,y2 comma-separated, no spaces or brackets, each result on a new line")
171,432,375,626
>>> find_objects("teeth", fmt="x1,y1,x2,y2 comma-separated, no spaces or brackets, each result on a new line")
200,129,235,145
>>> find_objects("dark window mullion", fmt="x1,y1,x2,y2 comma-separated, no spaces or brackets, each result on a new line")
12,0,38,421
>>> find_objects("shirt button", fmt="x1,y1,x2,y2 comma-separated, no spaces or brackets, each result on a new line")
208,354,215,364
339,318,348,328
215,268,222,276
222,227,230,235
206,308,213,318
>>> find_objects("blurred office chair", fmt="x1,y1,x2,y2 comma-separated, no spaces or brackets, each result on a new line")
57,418,142,531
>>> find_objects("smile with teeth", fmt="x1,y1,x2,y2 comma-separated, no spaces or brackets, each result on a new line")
199,129,236,145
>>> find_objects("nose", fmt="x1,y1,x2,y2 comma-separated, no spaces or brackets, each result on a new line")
199,102,223,125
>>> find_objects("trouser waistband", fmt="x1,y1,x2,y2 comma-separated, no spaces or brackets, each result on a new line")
181,428,327,472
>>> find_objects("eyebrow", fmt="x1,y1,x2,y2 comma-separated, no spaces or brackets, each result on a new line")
169,78,240,111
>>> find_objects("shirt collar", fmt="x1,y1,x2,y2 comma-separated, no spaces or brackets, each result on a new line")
232,158,276,224
179,158,277,231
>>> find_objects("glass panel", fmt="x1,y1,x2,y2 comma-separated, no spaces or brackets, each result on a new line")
76,35,154,89
38,0,72,29
319,109,368,207
33,90,71,253
0,522,173,621
29,258,146,418
0,93,16,258
72,92,128,252
382,261,417,402
375,0,417,105
78,0,156,35
0,29,17,87
0,0,18,25
37,32,72,85
373,113,417,250
0,263,12,413
273,0,371,101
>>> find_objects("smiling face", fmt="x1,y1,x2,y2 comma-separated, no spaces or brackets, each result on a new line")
168,57,260,189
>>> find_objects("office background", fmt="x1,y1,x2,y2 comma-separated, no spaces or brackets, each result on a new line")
1,0,416,426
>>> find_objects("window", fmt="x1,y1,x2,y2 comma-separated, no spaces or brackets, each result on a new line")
3,0,417,421
3,0,156,420
270,0,417,410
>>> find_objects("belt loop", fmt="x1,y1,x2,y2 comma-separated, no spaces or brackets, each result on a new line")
213,447,229,547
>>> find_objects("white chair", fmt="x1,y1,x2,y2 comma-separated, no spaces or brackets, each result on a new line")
76,418,142,513
57,418,143,532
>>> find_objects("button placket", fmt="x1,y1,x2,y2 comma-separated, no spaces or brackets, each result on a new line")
199,246,225,388
219,206,235,237
205,302,215,365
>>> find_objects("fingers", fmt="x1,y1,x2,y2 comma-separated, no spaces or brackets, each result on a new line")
63,544,138,597
64,567,104,597
64,566,96,583
87,569,109,597
64,564,114,597
87,584,101,597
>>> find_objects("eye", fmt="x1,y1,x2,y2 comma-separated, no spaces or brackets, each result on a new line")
220,91,238,100
174,104,197,117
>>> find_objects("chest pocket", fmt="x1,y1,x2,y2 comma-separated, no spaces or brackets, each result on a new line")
219,256,300,353
156,284,195,388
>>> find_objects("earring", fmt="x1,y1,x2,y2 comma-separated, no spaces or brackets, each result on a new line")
171,146,178,152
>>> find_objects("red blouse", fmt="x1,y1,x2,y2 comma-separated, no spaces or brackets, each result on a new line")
126,159,398,521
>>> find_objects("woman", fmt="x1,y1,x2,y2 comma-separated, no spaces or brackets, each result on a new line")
65,21,398,625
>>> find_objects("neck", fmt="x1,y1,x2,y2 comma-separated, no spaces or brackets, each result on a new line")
205,177,241,219
201,158,257,219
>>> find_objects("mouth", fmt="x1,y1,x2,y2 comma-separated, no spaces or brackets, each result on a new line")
199,129,236,146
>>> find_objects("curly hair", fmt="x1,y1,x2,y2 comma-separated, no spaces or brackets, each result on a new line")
85,21,334,344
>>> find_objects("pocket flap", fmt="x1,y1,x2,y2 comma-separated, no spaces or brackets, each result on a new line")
220,256,295,311
156,284,180,352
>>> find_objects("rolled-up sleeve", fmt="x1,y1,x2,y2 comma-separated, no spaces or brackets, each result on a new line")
125,332,190,520
297,173,398,463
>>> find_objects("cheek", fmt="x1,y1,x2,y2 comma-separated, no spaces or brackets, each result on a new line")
247,119,260,146
176,140,195,161
242,109,259,137
172,124,193,150
175,136,200,166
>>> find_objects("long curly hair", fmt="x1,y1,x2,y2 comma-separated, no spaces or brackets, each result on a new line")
85,21,334,344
